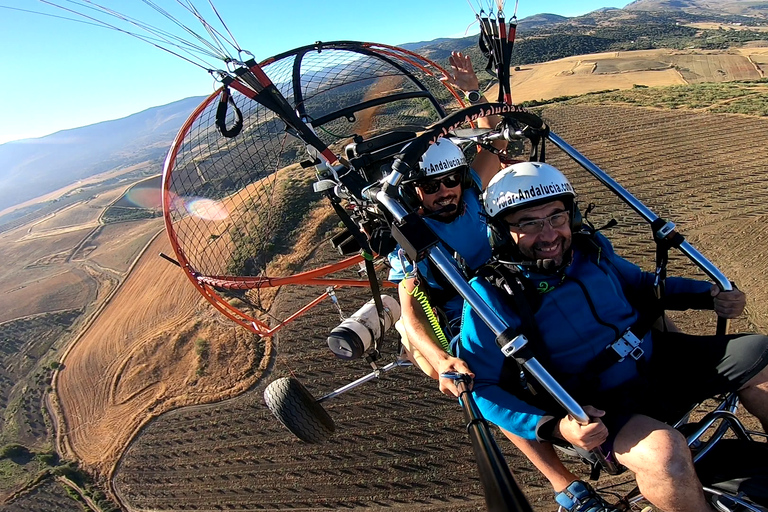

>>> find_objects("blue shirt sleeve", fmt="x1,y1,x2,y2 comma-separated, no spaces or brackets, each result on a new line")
593,232,712,303
387,247,409,284
456,278,548,440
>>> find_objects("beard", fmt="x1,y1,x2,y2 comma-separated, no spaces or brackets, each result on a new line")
521,235,571,266
424,195,464,223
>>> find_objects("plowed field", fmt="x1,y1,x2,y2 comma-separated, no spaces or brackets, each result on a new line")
111,104,768,511
495,47,768,104
55,234,264,477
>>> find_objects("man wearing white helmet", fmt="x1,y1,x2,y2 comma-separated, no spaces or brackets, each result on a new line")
456,161,768,512
388,51,504,396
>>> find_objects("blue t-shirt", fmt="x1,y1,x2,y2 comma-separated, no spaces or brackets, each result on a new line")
456,232,713,440
388,171,492,323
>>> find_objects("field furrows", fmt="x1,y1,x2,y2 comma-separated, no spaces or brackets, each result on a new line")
541,105,768,235
2,479,81,512
541,103,768,333
113,105,768,511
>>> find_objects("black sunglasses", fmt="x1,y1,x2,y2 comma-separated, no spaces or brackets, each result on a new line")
416,173,462,194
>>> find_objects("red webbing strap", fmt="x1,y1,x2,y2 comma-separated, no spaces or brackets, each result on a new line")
224,60,339,165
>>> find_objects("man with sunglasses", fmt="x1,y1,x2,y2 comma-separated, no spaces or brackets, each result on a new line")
388,51,505,395
455,161,768,512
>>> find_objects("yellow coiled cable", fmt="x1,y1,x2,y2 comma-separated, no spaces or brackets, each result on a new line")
401,281,451,353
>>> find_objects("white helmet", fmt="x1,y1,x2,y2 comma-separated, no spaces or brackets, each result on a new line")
483,161,575,218
418,139,468,178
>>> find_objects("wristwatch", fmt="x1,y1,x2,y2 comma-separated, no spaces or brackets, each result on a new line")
464,90,483,104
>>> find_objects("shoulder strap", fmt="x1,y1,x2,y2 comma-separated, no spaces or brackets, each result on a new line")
476,262,563,409
421,234,470,309
582,230,665,337
477,263,551,369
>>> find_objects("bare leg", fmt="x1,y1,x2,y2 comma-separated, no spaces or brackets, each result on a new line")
738,363,768,432
613,415,715,512
500,429,578,492
652,315,680,333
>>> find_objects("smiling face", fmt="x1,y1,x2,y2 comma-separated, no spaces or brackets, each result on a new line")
415,172,463,218
504,200,572,266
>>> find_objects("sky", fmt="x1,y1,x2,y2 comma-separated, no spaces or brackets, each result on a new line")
0,0,628,145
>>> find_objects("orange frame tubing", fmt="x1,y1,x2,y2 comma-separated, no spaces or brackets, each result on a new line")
198,280,335,337
193,253,395,337
162,45,451,337
198,254,395,290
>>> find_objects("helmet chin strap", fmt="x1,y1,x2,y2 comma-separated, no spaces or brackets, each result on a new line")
423,203,457,218
423,199,465,223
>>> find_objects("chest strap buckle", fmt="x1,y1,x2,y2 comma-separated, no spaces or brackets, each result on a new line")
609,329,644,362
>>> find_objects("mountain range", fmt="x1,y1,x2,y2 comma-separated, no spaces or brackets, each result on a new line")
0,96,205,214
0,0,766,215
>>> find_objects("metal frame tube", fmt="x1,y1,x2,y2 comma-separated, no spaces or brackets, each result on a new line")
317,359,411,402
456,377,534,512
548,132,732,292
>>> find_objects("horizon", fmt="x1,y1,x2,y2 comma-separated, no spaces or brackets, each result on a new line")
0,0,627,146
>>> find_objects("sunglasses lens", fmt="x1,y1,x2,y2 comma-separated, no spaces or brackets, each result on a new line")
418,173,461,194
420,181,440,194
442,174,461,188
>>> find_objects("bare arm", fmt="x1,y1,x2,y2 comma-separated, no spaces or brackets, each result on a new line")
441,51,504,188
398,276,474,397
500,429,578,492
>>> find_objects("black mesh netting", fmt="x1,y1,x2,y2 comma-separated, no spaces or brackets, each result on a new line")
164,42,460,289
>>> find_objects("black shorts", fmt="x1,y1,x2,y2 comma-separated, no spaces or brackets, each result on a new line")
589,331,768,436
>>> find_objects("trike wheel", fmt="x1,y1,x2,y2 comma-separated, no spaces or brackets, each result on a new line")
263,377,335,443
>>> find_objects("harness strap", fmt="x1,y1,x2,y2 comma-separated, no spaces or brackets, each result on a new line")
584,327,650,379
327,195,385,353
650,217,685,299
478,263,553,396
423,238,466,310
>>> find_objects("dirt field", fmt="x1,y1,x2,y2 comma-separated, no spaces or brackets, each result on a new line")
687,22,768,32
0,177,162,325
54,233,265,476
496,47,768,103
108,104,768,511
0,224,99,324
72,218,165,273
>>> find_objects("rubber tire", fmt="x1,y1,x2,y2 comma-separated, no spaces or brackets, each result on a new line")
263,377,335,443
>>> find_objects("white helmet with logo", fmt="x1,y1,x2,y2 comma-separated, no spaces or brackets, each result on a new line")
483,161,575,218
418,139,468,178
